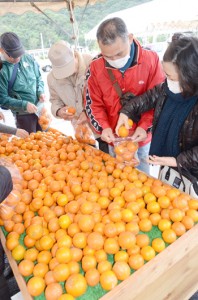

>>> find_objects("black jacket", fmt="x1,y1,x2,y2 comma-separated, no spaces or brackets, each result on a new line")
121,83,198,179
0,166,13,203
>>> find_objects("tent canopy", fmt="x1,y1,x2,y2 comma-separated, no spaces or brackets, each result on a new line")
0,0,103,15
0,0,104,48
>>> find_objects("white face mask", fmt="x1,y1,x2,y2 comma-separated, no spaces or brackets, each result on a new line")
167,79,181,94
0,53,6,61
106,54,130,69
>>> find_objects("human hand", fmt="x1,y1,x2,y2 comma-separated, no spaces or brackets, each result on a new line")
131,158,140,167
147,155,177,167
56,107,75,120
39,94,46,102
76,111,87,125
131,127,147,143
0,112,5,122
16,129,29,138
115,113,129,136
101,128,115,143
26,102,38,113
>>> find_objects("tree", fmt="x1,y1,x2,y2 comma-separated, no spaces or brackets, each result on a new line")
0,0,150,50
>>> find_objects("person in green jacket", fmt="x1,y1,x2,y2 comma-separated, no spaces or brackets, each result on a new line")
0,32,46,133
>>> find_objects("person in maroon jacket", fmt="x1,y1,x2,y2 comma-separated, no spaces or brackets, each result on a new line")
84,17,165,174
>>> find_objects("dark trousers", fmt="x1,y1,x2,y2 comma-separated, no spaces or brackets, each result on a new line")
96,138,109,154
0,243,11,300
16,113,42,134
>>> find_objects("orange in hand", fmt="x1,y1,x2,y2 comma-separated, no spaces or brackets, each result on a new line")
128,119,133,128
118,126,129,137
67,107,76,114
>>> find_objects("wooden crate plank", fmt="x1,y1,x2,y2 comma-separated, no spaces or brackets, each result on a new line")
100,224,198,300
0,228,33,300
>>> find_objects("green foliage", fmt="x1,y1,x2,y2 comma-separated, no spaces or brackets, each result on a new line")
157,34,169,42
0,0,150,49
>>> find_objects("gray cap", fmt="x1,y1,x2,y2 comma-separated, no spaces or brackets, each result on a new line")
0,32,25,58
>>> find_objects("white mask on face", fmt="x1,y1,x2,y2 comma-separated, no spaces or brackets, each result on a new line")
167,79,181,94
106,54,130,69
0,53,6,61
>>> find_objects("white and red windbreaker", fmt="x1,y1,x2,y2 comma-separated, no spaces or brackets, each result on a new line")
84,39,165,147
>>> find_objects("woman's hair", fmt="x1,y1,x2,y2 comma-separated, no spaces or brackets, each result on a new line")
96,17,128,45
163,36,198,97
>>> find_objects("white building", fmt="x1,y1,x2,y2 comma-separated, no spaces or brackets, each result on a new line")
86,0,198,44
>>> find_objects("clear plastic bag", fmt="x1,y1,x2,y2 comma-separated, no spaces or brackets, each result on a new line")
72,119,96,146
114,137,139,166
0,158,22,221
36,102,52,131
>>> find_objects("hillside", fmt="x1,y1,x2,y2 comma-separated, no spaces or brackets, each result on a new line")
0,0,151,49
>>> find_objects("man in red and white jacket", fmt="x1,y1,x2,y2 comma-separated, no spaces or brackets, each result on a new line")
84,17,165,173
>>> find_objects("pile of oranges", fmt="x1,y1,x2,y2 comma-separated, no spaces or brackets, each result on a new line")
0,130,198,299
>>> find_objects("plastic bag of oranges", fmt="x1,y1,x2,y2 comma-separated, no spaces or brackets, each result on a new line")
72,119,96,146
114,137,139,167
36,102,52,131
0,158,22,221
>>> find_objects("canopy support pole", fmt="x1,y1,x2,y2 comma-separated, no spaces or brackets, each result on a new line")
31,2,73,40
67,0,79,49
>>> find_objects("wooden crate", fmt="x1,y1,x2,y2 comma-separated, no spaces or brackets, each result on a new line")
0,228,32,300
1,225,198,300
